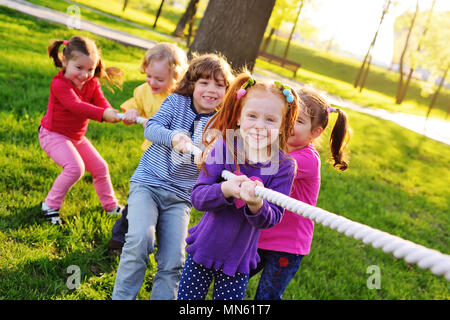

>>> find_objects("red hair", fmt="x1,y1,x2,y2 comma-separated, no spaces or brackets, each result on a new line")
200,72,299,171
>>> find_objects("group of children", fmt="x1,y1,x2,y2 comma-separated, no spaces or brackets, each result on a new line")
39,35,350,300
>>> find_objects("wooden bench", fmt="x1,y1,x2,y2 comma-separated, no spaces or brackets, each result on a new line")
257,51,301,79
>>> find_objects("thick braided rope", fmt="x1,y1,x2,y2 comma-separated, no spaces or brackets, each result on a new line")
221,170,450,281
116,113,147,125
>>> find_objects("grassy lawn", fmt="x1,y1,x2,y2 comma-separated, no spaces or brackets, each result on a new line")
0,6,449,300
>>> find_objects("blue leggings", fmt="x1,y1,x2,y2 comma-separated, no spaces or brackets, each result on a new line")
250,249,303,300
177,254,249,300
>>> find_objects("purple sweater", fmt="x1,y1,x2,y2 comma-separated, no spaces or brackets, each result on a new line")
186,139,295,276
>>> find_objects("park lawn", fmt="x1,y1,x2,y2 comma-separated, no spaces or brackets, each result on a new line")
26,0,450,120
0,6,449,300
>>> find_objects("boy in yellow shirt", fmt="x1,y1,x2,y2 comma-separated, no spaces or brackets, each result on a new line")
109,43,188,255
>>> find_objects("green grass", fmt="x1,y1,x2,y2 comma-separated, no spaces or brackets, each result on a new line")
0,6,449,300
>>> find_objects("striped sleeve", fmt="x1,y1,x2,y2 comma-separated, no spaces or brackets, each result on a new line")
144,94,187,147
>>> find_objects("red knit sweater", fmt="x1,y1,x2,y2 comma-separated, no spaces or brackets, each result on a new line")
40,71,111,140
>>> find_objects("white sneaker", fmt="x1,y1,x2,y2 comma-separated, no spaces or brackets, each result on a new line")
41,202,63,225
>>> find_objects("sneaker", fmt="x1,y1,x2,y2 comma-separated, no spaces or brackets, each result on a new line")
107,205,124,216
41,202,63,225
108,239,124,257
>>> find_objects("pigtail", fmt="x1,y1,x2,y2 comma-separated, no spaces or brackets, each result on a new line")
329,108,350,171
95,58,123,92
280,88,300,152
47,40,65,68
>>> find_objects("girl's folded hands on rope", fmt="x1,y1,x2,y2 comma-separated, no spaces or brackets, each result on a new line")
221,175,264,214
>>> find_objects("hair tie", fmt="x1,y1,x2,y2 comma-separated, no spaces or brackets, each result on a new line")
63,40,69,45
274,81,294,103
327,106,337,113
236,77,255,100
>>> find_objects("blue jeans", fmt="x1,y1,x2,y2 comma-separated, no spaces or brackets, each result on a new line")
250,249,303,300
112,182,191,300
177,254,249,300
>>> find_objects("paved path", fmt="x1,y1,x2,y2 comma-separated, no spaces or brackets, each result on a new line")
2,0,449,146
1,0,157,50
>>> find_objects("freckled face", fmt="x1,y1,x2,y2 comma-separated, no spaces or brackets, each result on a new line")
238,90,284,153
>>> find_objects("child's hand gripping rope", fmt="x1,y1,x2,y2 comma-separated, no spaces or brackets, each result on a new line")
117,112,203,162
117,112,148,125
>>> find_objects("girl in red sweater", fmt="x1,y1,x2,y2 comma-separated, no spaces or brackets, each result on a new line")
39,36,123,225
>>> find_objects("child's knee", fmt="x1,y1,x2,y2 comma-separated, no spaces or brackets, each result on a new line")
63,162,85,181
125,225,156,256
89,158,109,178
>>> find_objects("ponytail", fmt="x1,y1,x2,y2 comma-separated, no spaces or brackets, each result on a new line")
96,58,123,91
329,108,350,171
47,40,65,68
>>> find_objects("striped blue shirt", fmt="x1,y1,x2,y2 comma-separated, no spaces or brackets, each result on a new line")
130,93,215,201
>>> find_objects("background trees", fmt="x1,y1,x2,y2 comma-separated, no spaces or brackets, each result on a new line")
187,0,276,71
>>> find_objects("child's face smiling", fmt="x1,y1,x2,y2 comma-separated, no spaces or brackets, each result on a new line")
238,90,284,160
192,76,226,114
287,107,314,151
63,52,97,89
145,58,173,94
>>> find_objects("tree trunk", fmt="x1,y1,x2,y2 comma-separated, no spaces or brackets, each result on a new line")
398,0,436,104
395,0,419,104
188,0,276,72
283,1,304,62
122,0,129,12
426,65,449,120
173,0,200,38
354,0,390,89
262,27,275,52
153,0,165,29
359,54,373,92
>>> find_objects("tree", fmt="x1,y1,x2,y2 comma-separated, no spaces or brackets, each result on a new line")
395,0,419,104
173,0,200,40
188,0,276,71
354,0,391,91
122,0,129,12
397,0,436,104
417,11,450,119
261,0,298,53
153,0,166,29
283,1,304,61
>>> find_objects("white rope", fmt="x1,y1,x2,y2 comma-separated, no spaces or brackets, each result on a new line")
117,113,203,157
221,170,450,281
116,113,148,125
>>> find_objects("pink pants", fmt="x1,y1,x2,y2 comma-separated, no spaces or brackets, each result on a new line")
38,126,118,211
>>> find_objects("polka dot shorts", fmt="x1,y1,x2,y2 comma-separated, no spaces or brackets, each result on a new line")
177,254,249,300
